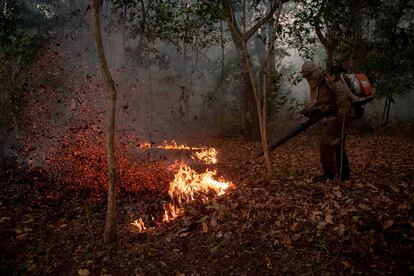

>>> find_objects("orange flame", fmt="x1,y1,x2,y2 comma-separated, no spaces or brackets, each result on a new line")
163,203,184,222
156,140,205,150
138,142,151,149
191,148,217,164
131,218,146,232
163,162,231,221
130,144,232,230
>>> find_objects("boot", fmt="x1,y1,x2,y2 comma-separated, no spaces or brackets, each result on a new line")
312,172,336,182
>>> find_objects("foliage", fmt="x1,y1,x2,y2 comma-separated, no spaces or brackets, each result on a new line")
0,0,55,73
364,0,414,99
268,66,303,115
112,0,222,47
285,0,414,106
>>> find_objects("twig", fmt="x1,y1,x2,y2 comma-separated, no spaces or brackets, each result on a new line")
358,132,379,173
356,99,387,174
11,53,22,87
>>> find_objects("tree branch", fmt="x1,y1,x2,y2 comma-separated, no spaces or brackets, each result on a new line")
312,0,329,50
245,0,290,41
222,0,243,40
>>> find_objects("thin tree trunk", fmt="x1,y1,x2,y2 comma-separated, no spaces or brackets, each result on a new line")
382,91,393,127
91,0,118,244
230,31,261,141
260,2,282,176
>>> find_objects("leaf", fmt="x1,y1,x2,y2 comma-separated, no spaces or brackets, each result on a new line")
341,260,351,268
0,217,11,224
292,233,301,241
195,215,208,224
16,233,28,240
210,213,218,228
366,183,379,191
383,220,394,230
78,269,90,276
201,222,208,233
325,214,334,224
28,263,37,272
397,203,411,210
338,223,345,237
186,206,199,216
358,203,371,211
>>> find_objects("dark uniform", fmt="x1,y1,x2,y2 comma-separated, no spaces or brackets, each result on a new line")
301,61,352,181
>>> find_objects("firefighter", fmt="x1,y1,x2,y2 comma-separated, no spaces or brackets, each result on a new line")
301,61,352,181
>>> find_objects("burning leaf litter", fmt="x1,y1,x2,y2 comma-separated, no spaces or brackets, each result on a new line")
131,143,232,231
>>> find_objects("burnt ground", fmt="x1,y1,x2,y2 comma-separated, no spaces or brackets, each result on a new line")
0,127,413,275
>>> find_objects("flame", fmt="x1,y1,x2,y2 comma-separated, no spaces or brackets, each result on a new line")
138,142,151,149
155,140,205,150
137,140,218,164
131,218,146,232
163,162,231,221
191,148,217,164
163,203,184,222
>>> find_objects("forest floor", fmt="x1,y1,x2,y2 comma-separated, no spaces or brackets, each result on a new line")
1,126,413,275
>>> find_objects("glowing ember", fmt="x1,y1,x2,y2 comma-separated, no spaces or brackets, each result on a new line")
191,148,218,164
131,218,146,232
138,142,151,149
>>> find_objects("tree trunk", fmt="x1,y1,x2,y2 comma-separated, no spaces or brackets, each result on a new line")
230,31,261,141
382,91,393,128
91,0,118,244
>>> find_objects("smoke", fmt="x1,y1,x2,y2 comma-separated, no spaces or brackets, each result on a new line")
12,0,414,173
10,0,237,185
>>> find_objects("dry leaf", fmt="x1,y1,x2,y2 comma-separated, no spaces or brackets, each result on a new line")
210,213,218,228
341,260,351,268
195,216,208,224
325,214,334,224
383,220,394,230
367,183,379,191
78,269,90,276
28,263,37,272
358,203,371,211
0,217,11,224
22,216,34,224
292,233,301,241
397,203,411,210
16,233,28,240
338,223,345,237
317,221,327,230
202,222,208,233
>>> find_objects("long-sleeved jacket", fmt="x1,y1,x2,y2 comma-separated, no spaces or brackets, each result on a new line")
307,76,352,122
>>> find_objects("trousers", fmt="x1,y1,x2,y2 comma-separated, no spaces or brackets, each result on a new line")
320,119,350,178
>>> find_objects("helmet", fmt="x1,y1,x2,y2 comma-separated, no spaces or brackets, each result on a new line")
301,61,322,80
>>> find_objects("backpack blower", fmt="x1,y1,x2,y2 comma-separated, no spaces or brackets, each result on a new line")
257,73,374,157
